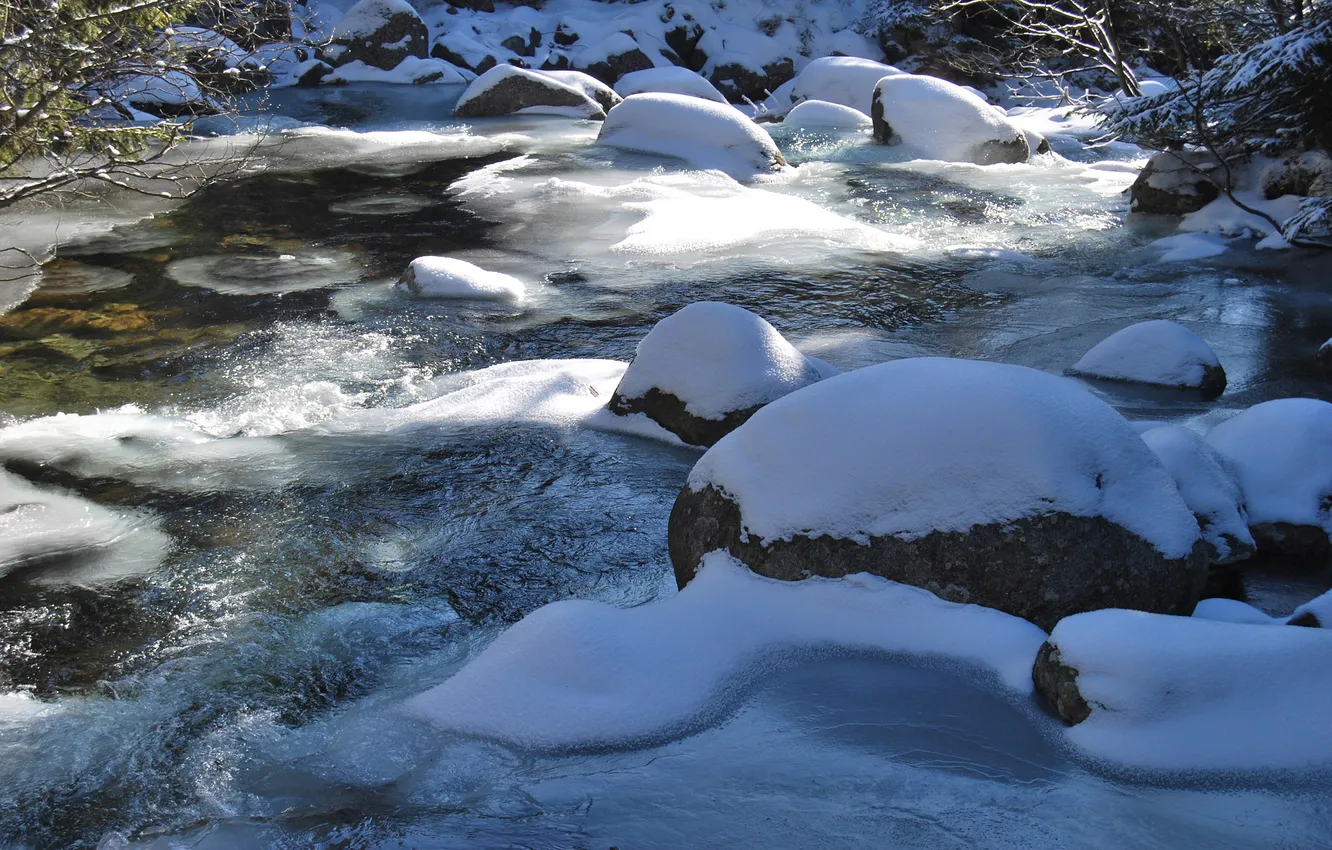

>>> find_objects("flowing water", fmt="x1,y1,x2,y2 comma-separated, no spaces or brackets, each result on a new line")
1,83,1330,848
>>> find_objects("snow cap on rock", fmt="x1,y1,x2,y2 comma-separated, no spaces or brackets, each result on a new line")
614,67,729,103
783,99,872,131
597,92,787,178
872,74,1028,165
454,64,605,119
787,56,905,115
1071,320,1225,394
400,256,525,301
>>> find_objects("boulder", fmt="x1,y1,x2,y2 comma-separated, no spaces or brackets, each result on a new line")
668,358,1207,631
786,56,905,116
324,0,428,71
1206,398,1332,560
1069,320,1226,396
1031,642,1091,724
1288,589,1332,627
708,58,796,103
784,99,872,131
1140,425,1255,564
597,93,787,178
1129,151,1224,216
579,33,654,85
1260,150,1332,199
453,65,605,120
664,22,707,71
606,302,829,447
431,31,500,75
872,74,1028,165
614,66,728,103
541,70,621,112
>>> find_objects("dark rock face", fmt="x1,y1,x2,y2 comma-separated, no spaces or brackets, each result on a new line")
449,0,495,11
584,44,655,85
665,23,707,71
1288,609,1323,627
709,58,796,102
432,41,499,75
1129,151,1224,216
668,485,1209,632
608,387,763,448
1032,642,1092,725
1250,521,1332,562
325,0,429,71
296,61,334,88
453,72,605,120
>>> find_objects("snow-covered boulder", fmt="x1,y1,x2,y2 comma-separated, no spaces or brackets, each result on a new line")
783,100,872,131
540,70,621,112
1069,320,1226,396
597,93,787,178
575,32,654,85
399,257,524,301
614,67,729,104
784,56,905,116
1031,609,1332,770
871,75,1029,165
708,57,796,103
1206,398,1332,558
430,30,502,75
668,358,1207,631
1140,425,1255,564
1129,151,1224,215
453,65,605,120
607,302,830,447
324,0,428,71
1288,588,1332,627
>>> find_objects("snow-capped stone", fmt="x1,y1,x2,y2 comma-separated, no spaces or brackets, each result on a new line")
453,65,605,120
607,302,828,447
1129,151,1224,215
540,70,621,112
597,93,787,178
669,358,1207,631
872,75,1029,165
1288,588,1332,627
783,99,872,131
1192,597,1281,625
1206,398,1332,558
785,56,905,116
575,32,654,85
1032,609,1332,771
430,30,502,75
399,256,524,301
1140,425,1255,564
614,66,729,104
1070,320,1227,395
325,0,428,71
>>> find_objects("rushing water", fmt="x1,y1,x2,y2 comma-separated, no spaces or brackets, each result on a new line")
1,84,1330,848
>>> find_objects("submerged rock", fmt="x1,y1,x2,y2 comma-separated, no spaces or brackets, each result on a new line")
668,358,1207,631
454,65,605,119
324,0,428,71
872,74,1028,165
1070,320,1226,396
1129,151,1224,215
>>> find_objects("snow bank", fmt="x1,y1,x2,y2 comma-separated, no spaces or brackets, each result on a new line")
1206,398,1332,533
614,67,728,103
785,56,904,115
873,75,1028,165
1070,320,1225,392
399,256,524,301
687,357,1200,558
597,93,787,179
1140,425,1254,562
783,99,872,131
402,551,1047,749
1050,608,1332,770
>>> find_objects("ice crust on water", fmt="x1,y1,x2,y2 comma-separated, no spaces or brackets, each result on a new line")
1071,320,1222,388
783,99,873,131
1052,608,1332,770
1205,398,1332,532
1140,425,1254,561
597,93,786,179
613,67,729,103
783,56,904,115
687,358,1201,558
165,248,364,295
403,551,1048,749
399,256,525,301
613,302,826,419
874,75,1028,163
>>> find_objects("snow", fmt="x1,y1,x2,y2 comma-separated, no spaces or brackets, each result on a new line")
1191,597,1281,625
399,256,525,301
783,99,872,131
455,65,602,119
326,57,471,85
1140,425,1254,562
874,75,1028,164
612,302,825,419
540,70,619,108
329,0,417,39
1291,589,1332,626
1206,398,1332,533
108,71,206,107
614,67,728,103
1179,191,1304,241
1151,232,1230,262
687,357,1201,558
783,56,905,115
597,93,787,179
1071,320,1222,389
1050,608,1332,770
402,551,1047,749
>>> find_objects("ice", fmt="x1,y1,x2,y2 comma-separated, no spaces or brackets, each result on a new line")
687,357,1200,557
598,93,787,179
403,551,1048,749
165,248,364,295
614,67,729,103
1152,232,1231,262
1071,320,1223,388
399,256,525,301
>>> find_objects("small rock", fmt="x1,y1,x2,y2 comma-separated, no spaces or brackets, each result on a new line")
1032,641,1091,725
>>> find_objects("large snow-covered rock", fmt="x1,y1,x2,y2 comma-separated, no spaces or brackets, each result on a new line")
871,75,1029,165
607,302,830,447
399,256,524,301
453,65,605,120
784,56,905,116
669,358,1207,631
1032,609,1332,770
1129,151,1224,215
1206,398,1332,558
597,93,787,178
1070,320,1227,396
783,99,872,131
324,0,428,71
540,70,621,112
1140,425,1255,564
574,32,654,85
614,67,728,104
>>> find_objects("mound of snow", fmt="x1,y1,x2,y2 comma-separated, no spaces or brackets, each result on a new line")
872,75,1028,165
783,99,872,131
1140,425,1255,563
1071,320,1226,394
614,67,728,103
399,256,524,301
597,93,786,179
402,551,1046,749
785,56,904,116
1192,597,1281,625
454,65,604,119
